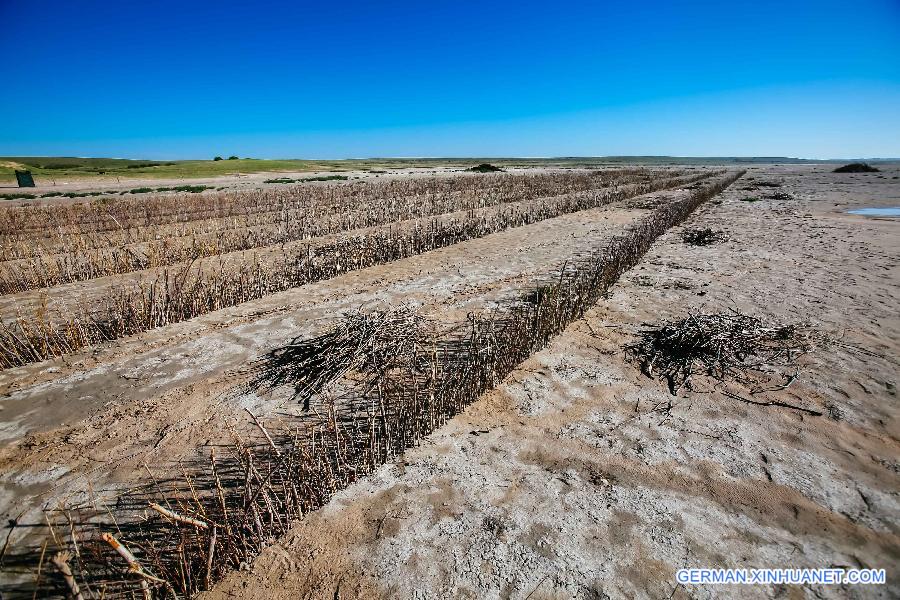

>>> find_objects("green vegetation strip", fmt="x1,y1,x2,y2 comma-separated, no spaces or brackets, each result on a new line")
1,186,213,202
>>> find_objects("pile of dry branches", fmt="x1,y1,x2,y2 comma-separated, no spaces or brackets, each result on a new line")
681,227,726,246
252,307,428,409
627,311,815,395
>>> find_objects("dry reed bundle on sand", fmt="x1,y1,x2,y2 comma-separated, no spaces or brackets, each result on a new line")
626,311,817,397
681,227,726,246
252,307,428,409
1,171,744,599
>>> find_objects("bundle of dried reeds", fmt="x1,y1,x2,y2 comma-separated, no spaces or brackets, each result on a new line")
626,311,815,394
681,227,726,246
252,307,427,409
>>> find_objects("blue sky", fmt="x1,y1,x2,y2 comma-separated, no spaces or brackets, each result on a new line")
1,0,898,159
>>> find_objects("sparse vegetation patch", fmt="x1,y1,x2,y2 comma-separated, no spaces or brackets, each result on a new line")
468,163,504,173
833,163,879,173
681,227,726,246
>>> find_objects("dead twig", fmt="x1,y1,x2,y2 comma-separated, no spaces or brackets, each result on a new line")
100,532,164,599
50,551,85,600
148,502,210,529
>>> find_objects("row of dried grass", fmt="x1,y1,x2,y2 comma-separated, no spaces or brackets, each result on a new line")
0,171,717,369
0,169,682,292
0,169,664,253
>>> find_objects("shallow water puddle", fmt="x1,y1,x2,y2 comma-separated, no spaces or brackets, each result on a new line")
847,207,900,217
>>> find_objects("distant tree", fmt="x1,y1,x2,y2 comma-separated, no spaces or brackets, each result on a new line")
213,156,223,161
228,155,239,160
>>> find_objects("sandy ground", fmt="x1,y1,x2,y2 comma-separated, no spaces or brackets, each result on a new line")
0,164,897,598
198,164,898,599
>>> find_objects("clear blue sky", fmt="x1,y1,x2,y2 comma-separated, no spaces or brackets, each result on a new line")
1,0,898,159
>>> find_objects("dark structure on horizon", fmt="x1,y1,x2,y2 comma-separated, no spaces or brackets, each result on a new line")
15,170,35,187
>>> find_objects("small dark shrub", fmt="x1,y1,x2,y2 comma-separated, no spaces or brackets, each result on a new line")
62,191,103,198
468,163,504,173
173,185,212,193
305,175,348,182
833,163,879,173
682,228,726,246
767,192,793,201
265,175,349,184
154,185,213,193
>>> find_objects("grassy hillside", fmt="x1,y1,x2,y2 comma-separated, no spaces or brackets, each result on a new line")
0,157,354,183
0,156,525,183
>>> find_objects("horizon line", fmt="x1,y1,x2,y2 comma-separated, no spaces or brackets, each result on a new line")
3,154,899,162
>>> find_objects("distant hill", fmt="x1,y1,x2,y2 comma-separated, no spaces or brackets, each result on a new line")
554,156,900,165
